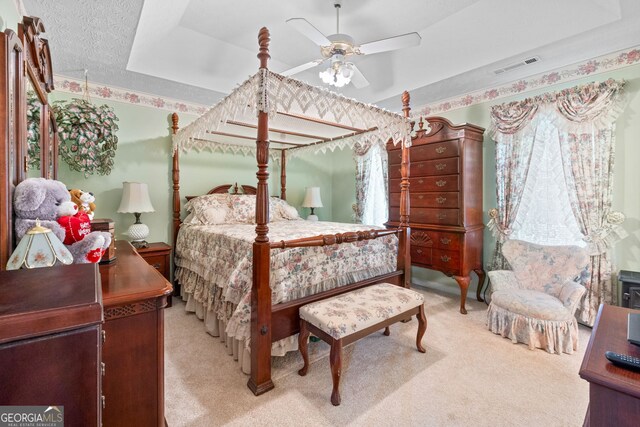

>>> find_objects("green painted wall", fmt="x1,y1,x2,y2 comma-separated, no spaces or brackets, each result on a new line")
49,92,335,245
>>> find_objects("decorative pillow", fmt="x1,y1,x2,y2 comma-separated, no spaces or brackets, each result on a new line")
184,194,233,224
200,205,230,224
230,195,256,223
270,197,300,221
182,212,202,225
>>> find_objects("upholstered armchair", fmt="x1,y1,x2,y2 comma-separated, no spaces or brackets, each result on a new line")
487,239,590,354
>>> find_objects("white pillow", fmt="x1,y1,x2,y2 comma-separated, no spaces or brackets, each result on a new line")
200,206,230,224
183,212,202,225
279,204,300,220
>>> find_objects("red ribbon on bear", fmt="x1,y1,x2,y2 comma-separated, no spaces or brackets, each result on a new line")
57,212,92,245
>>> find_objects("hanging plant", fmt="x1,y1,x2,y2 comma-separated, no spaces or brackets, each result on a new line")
53,98,119,177
26,91,41,170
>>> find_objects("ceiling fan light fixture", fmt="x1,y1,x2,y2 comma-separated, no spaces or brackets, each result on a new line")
318,60,353,88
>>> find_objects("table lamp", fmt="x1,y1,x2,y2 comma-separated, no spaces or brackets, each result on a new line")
302,187,323,221
117,182,155,248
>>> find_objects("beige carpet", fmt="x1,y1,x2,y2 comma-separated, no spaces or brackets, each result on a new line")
165,284,590,426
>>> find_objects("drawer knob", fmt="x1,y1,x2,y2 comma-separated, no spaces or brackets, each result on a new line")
436,196,446,204
418,163,424,168
437,213,447,220
436,180,447,187
417,249,423,254
435,163,446,171
418,179,424,184
441,255,451,262
418,195,424,199
440,238,451,245
435,146,447,154
101,362,106,377
153,263,161,270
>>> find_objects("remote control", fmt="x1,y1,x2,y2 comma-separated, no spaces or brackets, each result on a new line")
605,351,640,371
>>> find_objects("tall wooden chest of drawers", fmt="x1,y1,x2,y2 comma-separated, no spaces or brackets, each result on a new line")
387,116,485,314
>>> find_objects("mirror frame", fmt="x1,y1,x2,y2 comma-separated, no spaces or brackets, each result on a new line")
0,28,25,270
19,16,55,179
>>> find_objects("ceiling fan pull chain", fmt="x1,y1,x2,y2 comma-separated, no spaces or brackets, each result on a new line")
335,1,341,33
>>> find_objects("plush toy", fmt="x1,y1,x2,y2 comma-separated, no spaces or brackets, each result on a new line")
14,178,111,264
69,188,96,220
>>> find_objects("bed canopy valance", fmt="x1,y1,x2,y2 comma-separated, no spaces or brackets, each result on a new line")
172,66,412,160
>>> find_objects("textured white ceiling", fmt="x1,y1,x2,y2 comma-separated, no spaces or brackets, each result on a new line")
23,0,640,110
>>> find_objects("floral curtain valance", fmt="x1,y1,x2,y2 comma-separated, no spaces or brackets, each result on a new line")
489,79,626,138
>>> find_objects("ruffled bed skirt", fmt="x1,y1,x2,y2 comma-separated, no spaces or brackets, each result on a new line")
486,302,579,355
181,289,298,374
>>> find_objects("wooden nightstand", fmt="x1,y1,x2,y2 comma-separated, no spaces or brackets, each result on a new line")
135,242,171,281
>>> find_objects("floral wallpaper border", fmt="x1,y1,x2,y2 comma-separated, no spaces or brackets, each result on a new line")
52,45,640,117
53,76,209,116
414,45,640,116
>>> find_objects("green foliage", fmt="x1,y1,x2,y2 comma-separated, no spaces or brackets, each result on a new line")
52,98,119,178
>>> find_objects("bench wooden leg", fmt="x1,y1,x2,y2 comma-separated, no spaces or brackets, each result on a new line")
383,326,390,336
298,319,310,376
416,304,427,353
330,339,342,406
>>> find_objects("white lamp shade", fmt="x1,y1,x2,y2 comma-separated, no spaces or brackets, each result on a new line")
117,182,155,213
302,187,323,208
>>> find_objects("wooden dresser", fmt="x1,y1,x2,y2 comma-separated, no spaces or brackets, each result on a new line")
387,116,485,314
0,264,103,426
580,304,640,426
100,240,172,427
136,242,172,281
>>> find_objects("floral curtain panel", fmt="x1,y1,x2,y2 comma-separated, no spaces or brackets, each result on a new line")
489,79,626,325
353,142,389,226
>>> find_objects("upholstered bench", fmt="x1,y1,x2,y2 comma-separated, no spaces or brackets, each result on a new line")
298,283,427,406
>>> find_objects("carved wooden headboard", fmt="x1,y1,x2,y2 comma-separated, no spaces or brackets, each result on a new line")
185,183,257,201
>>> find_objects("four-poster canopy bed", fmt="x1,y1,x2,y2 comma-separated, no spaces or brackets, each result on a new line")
170,27,415,395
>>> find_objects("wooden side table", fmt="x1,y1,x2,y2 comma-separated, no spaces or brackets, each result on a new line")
135,242,171,281
100,241,172,427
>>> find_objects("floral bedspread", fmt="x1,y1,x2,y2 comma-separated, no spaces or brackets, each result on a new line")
175,220,398,340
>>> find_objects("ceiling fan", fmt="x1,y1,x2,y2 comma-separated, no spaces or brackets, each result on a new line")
282,0,421,88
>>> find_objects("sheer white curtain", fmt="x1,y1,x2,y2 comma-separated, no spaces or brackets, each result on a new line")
354,143,388,226
510,110,585,247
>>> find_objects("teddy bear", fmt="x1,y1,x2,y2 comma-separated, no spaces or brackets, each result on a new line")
14,177,111,264
69,188,96,220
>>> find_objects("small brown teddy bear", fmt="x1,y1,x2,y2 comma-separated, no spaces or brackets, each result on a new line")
69,188,96,220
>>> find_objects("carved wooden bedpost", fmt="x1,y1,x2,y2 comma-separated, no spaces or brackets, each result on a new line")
280,150,287,200
249,27,275,396
399,91,412,288
171,113,180,250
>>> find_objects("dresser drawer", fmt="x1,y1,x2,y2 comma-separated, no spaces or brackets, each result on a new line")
389,157,459,179
431,249,461,275
389,207,459,225
144,255,167,277
390,192,460,208
411,229,462,250
390,175,459,192
411,245,432,266
411,140,460,161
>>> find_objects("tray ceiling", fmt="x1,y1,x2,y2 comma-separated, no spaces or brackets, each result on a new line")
23,0,640,110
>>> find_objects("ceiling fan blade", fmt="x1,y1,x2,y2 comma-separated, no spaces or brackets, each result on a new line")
286,18,331,47
358,32,421,55
280,59,325,77
350,64,369,89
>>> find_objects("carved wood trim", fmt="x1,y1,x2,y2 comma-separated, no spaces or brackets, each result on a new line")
104,299,160,321
411,230,433,247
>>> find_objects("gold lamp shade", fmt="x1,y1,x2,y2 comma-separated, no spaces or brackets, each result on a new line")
6,220,74,269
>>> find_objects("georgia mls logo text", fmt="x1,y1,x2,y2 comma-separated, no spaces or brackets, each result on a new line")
0,406,63,427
